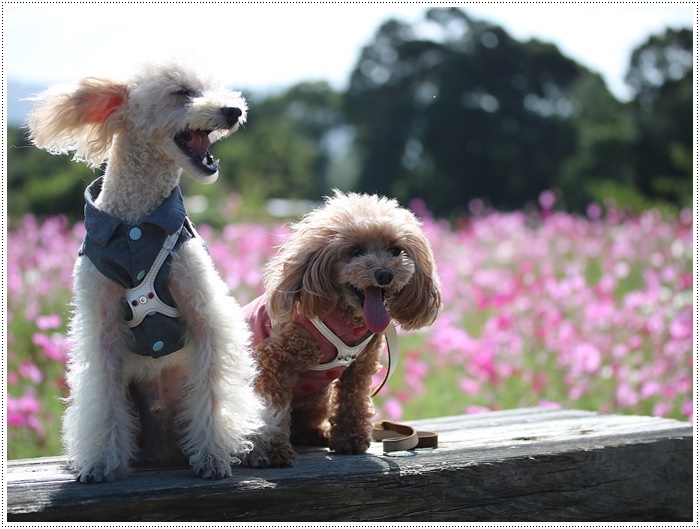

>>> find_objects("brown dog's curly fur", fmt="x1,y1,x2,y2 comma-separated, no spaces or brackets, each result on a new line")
243,190,441,467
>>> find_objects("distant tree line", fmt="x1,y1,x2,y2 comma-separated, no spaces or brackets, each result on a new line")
7,8,692,220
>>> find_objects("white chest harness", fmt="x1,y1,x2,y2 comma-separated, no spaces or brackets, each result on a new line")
307,317,399,394
124,228,182,328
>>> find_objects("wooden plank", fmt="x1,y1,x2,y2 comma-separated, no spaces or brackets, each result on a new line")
6,408,692,522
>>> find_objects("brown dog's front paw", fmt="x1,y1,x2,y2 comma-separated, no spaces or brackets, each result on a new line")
291,425,330,447
329,432,372,455
268,440,298,468
242,447,271,468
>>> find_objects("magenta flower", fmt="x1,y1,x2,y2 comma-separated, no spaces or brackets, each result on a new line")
465,405,490,415
18,361,43,384
6,388,46,439
32,332,67,362
35,314,62,330
5,200,693,458
681,400,693,421
382,398,403,421
571,343,602,375
538,190,556,210
538,399,563,410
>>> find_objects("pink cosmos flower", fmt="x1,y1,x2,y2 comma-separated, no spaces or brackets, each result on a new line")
465,405,490,415
459,378,481,395
652,401,673,417
538,399,563,410
35,314,62,330
18,361,43,384
538,190,556,210
32,333,67,362
586,202,602,220
382,398,403,421
680,400,693,422
616,382,639,407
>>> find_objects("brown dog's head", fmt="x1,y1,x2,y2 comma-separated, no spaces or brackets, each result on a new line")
264,190,441,332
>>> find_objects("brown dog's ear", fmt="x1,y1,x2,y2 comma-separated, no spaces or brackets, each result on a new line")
265,243,337,323
264,257,302,323
389,232,442,330
28,77,127,168
297,244,338,318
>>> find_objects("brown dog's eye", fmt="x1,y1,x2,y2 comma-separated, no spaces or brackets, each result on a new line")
350,247,363,258
388,246,401,257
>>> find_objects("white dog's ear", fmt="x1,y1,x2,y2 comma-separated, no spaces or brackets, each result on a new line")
390,232,442,330
28,77,128,168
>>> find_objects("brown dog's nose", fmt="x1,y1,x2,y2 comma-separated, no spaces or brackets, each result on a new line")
375,269,394,286
221,107,243,127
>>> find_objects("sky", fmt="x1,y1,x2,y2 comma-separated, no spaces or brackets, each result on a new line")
4,3,694,101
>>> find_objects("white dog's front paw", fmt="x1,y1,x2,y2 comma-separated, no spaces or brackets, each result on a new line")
192,457,232,480
76,463,121,484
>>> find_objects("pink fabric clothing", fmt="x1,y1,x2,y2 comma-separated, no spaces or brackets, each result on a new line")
243,294,374,398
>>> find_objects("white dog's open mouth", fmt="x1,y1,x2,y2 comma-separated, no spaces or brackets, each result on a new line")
174,129,218,175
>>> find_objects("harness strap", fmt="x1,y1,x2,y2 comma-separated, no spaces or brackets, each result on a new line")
372,420,439,452
306,319,431,452
307,318,399,398
124,229,182,328
307,317,375,370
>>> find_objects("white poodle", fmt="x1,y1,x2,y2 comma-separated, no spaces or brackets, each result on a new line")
28,63,264,483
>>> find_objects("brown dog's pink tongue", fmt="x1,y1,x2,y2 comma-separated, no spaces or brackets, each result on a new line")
363,286,390,334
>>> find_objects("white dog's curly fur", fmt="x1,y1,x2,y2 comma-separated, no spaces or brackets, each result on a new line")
28,63,264,483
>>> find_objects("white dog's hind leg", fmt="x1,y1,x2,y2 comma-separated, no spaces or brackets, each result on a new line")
63,260,138,483
170,242,264,479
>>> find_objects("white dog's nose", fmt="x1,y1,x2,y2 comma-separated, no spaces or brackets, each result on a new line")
222,107,243,128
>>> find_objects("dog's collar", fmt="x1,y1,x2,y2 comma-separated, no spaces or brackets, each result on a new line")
83,177,187,246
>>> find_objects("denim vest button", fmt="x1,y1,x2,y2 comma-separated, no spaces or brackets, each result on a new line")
136,270,146,281
152,340,164,352
129,227,142,240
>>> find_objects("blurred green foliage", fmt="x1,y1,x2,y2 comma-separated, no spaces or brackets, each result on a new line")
7,8,691,220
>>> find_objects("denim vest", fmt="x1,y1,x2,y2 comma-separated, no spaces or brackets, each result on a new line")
79,177,199,358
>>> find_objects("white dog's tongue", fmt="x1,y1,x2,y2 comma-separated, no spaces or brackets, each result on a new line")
363,286,390,334
186,131,211,157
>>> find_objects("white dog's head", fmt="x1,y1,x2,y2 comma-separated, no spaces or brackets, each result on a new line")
27,62,247,184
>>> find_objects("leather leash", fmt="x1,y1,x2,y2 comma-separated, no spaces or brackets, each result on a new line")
372,420,439,452
370,327,438,452
371,323,399,397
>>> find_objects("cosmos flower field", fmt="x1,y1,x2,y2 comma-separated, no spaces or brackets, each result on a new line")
6,200,693,459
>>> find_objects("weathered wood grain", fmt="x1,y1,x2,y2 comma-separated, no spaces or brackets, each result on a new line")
6,407,692,522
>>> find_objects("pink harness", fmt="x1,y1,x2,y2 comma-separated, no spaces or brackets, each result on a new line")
244,295,376,398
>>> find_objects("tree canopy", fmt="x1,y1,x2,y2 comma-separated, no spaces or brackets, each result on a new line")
7,9,692,221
